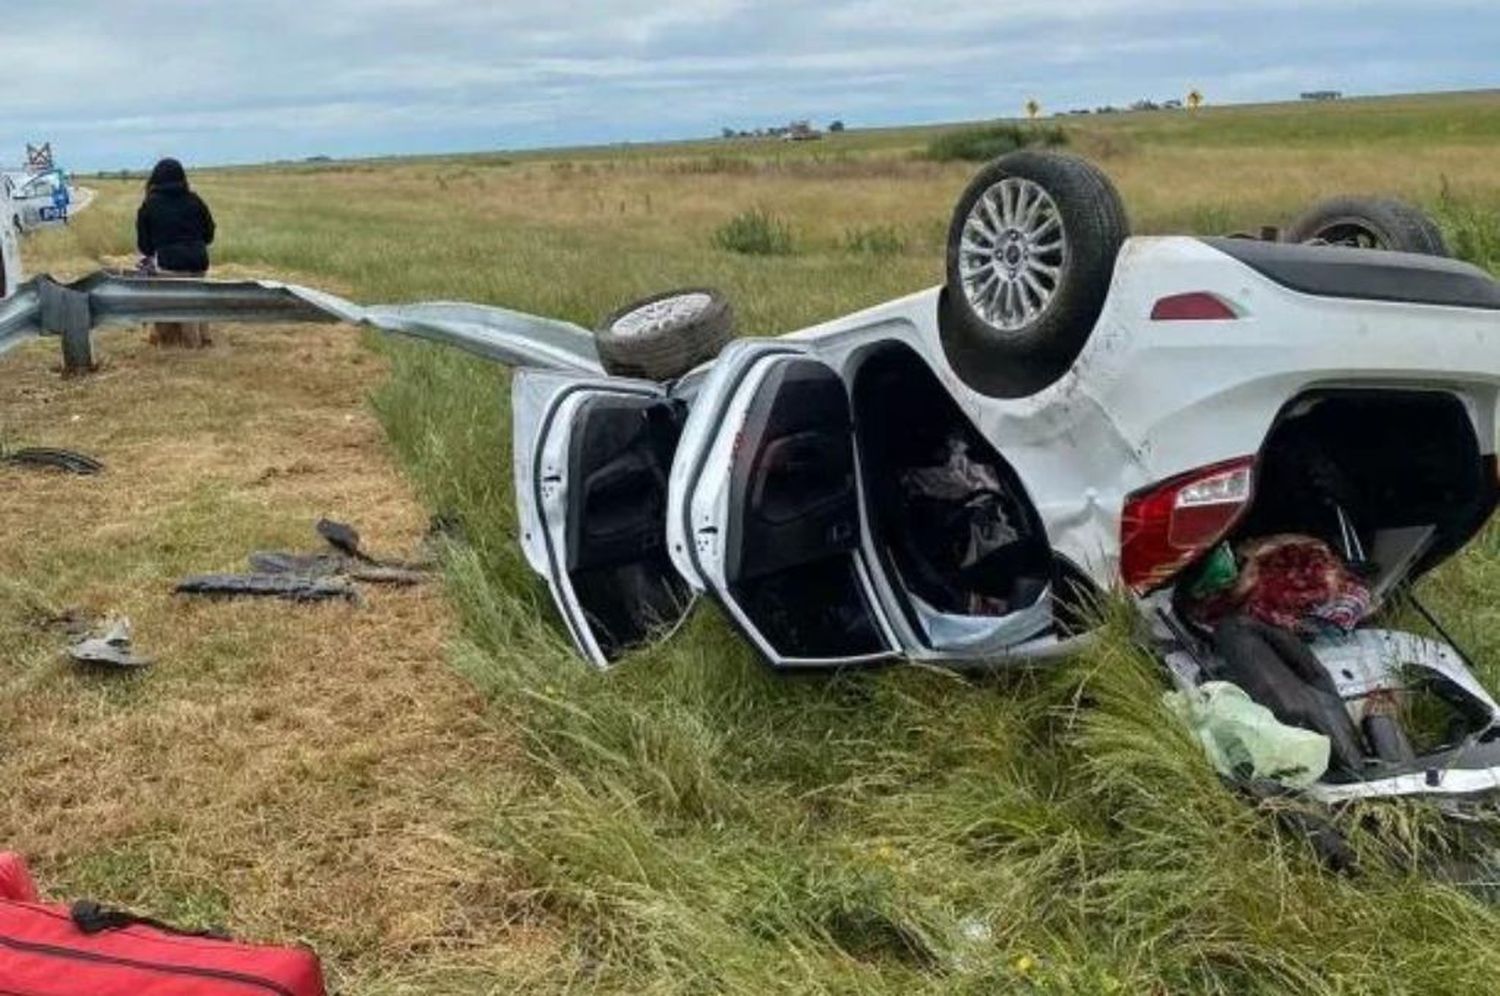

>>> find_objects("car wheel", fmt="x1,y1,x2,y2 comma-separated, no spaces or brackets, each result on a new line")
941,151,1129,397
595,288,735,381
1286,196,1448,256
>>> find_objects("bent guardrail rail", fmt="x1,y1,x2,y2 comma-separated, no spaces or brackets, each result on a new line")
0,271,604,374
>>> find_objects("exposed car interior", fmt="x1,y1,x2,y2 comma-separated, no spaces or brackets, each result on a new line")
564,395,691,660
1171,390,1500,779
721,346,1056,659
1233,390,1492,591
851,343,1053,638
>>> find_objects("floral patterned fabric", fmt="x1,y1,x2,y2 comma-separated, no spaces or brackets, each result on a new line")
1188,534,1371,636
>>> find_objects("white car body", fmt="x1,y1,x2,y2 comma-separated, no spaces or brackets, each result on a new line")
512,233,1500,802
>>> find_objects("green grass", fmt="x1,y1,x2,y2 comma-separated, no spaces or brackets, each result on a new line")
924,123,1068,162
713,207,797,255
25,88,1500,992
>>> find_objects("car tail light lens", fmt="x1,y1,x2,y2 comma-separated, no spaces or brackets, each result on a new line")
1150,292,1238,321
1121,456,1255,593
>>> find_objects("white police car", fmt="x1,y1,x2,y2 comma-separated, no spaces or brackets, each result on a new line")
3,168,71,234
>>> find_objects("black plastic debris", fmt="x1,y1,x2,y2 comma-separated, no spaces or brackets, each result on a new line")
2,447,104,476
249,550,427,586
247,551,345,578
176,573,360,604
315,518,367,561
68,618,152,670
312,517,434,574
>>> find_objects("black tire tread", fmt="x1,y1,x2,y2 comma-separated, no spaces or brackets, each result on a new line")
1286,196,1449,256
940,151,1130,398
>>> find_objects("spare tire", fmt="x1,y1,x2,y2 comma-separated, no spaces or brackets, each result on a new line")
595,288,735,381
941,151,1129,398
1286,196,1449,256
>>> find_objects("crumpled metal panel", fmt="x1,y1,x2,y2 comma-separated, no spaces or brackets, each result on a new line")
0,271,604,373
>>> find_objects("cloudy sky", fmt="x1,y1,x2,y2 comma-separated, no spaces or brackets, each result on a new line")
3,1,1495,171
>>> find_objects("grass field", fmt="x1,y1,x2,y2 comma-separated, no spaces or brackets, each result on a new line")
7,90,1500,992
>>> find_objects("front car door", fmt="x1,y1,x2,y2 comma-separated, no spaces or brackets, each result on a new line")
513,369,693,668
668,344,901,666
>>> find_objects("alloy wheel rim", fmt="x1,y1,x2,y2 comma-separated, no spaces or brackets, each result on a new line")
613,292,713,337
958,177,1067,332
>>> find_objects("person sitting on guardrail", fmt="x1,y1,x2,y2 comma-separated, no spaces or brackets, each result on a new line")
136,158,216,347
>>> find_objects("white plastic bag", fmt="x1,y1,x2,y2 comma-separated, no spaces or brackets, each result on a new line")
1164,681,1330,788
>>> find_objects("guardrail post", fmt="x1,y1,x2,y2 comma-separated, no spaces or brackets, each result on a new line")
38,279,94,374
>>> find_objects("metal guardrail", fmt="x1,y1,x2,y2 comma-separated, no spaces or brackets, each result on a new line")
0,271,604,374
0,283,41,358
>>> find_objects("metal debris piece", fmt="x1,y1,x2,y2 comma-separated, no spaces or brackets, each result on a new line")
344,565,429,586
249,549,429,586
2,447,103,475
68,617,152,669
247,550,345,578
176,573,361,604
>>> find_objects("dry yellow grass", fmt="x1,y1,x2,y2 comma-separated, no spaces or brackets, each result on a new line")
0,269,549,989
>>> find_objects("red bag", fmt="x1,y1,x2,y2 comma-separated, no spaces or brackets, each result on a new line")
0,854,325,995
0,854,39,903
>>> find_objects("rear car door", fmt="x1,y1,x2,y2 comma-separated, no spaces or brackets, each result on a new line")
513,369,693,668
668,344,903,667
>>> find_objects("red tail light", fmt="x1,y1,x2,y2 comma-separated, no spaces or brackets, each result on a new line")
1150,292,1238,321
1121,456,1255,593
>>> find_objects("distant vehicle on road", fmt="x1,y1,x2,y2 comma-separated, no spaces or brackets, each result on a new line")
4,168,72,233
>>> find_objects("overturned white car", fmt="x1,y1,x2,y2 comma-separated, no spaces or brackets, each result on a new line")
3,152,1499,805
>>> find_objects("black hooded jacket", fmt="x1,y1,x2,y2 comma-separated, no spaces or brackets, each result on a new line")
136,159,216,273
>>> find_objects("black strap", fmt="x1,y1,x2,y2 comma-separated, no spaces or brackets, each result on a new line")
71,901,230,940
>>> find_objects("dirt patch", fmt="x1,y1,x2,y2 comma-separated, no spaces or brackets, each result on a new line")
0,317,544,985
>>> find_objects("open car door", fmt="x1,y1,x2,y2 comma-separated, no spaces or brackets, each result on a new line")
670,341,1059,669
514,369,693,668
669,347,902,667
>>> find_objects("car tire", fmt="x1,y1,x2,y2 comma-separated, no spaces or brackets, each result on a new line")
595,288,735,381
940,151,1129,398
1286,196,1449,256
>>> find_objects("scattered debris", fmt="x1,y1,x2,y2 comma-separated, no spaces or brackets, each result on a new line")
1,447,103,475
246,551,345,578
176,573,360,604
175,518,438,604
315,517,367,561
314,516,434,572
67,618,152,669
248,550,428,586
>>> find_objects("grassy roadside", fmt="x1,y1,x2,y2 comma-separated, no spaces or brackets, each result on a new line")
0,279,542,990
6,91,1500,991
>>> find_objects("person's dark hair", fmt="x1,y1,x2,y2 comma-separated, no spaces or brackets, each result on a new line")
146,158,188,192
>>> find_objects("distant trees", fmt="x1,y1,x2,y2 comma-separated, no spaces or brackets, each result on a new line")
718,119,844,139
